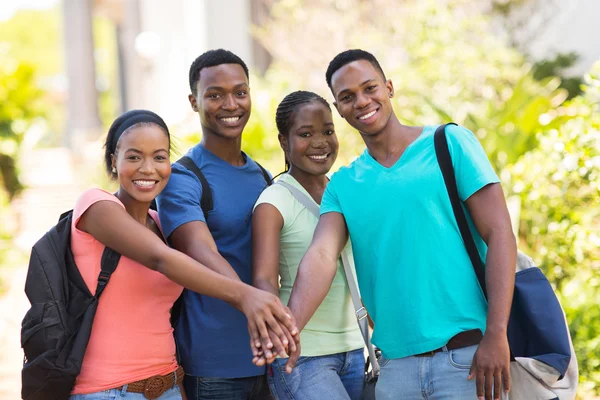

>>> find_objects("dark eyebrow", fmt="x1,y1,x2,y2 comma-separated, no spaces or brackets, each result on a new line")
204,82,249,92
336,79,376,99
296,122,334,131
124,148,169,154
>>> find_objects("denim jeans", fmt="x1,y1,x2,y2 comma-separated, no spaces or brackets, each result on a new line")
183,374,273,400
376,344,508,399
69,384,182,399
267,348,365,400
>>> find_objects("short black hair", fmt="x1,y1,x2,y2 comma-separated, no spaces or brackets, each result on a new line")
325,49,386,91
189,49,249,94
275,90,331,171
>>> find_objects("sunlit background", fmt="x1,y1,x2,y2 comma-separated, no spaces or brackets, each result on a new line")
0,0,598,398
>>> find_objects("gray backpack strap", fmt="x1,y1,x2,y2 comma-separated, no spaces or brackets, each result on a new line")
277,179,380,375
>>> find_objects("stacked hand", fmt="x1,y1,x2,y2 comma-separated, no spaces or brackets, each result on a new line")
241,287,301,367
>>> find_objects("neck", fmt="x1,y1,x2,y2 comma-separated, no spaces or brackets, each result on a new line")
288,168,329,204
201,129,244,166
361,113,417,163
115,189,150,225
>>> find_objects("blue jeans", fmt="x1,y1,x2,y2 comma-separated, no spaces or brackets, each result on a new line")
376,344,484,399
69,384,181,399
183,374,272,400
267,349,365,400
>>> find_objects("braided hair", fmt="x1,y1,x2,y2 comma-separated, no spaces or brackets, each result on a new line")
275,90,331,172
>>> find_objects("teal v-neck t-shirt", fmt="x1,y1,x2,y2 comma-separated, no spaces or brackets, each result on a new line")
320,124,500,359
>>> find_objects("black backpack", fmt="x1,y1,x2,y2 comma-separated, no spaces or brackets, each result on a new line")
150,155,271,217
21,210,121,400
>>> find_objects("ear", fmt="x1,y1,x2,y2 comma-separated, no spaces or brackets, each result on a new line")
188,94,199,112
333,101,344,119
386,79,394,98
110,153,116,171
278,133,288,152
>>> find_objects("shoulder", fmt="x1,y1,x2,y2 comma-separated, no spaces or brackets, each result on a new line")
444,124,480,147
254,181,292,212
74,188,122,216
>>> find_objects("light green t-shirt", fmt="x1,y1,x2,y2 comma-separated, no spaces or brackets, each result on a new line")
254,174,364,356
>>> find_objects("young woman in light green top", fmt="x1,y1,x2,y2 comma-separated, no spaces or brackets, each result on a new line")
252,91,364,400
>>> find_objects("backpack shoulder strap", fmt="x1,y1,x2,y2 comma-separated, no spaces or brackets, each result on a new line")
433,122,487,299
95,247,121,298
255,161,272,186
177,155,213,220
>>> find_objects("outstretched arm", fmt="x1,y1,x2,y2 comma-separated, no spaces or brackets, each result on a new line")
170,221,240,281
79,200,297,358
251,203,297,362
465,183,516,400
285,211,350,372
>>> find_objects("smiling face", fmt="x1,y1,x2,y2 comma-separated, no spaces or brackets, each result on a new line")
110,124,171,204
279,101,338,177
331,60,395,137
188,63,251,140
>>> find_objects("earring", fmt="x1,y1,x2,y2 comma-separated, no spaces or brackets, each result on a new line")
112,167,117,174
389,93,393,98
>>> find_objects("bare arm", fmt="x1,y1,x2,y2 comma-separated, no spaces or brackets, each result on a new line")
78,200,297,355
252,203,283,297
465,183,516,400
284,212,349,372
288,212,349,330
251,203,298,363
169,221,240,281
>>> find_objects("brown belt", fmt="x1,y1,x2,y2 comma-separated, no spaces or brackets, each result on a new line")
119,365,184,399
414,329,483,357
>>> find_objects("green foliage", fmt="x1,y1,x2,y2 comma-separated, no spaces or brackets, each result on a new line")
253,0,568,171
0,55,45,198
506,65,600,393
533,53,584,100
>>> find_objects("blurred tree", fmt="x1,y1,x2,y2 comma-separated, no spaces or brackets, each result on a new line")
250,0,567,170
532,53,584,100
505,64,600,393
0,56,45,199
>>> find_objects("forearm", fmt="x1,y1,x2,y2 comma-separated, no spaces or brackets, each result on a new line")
177,241,241,281
156,247,247,308
484,229,516,335
288,246,338,331
254,277,279,297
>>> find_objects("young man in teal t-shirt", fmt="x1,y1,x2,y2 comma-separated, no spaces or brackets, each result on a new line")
283,50,517,400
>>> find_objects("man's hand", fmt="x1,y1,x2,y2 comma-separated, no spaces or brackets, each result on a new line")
468,332,511,400
285,340,301,374
251,321,299,366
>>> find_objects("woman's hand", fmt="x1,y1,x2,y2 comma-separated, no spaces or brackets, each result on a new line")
239,286,298,361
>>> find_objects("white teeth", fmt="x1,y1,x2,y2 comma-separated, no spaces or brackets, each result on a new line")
308,154,328,160
359,110,377,120
133,180,156,187
220,116,240,123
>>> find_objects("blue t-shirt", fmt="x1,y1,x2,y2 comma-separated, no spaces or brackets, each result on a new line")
157,144,270,378
320,124,500,359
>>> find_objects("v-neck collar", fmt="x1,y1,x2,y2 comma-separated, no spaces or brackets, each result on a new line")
364,126,431,172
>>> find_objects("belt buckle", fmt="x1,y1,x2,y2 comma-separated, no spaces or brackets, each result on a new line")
144,375,168,399
415,350,436,357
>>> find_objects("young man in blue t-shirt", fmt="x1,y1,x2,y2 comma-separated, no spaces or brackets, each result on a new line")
157,49,295,400
282,50,517,400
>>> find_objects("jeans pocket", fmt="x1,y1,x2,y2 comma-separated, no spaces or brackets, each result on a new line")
447,344,477,369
